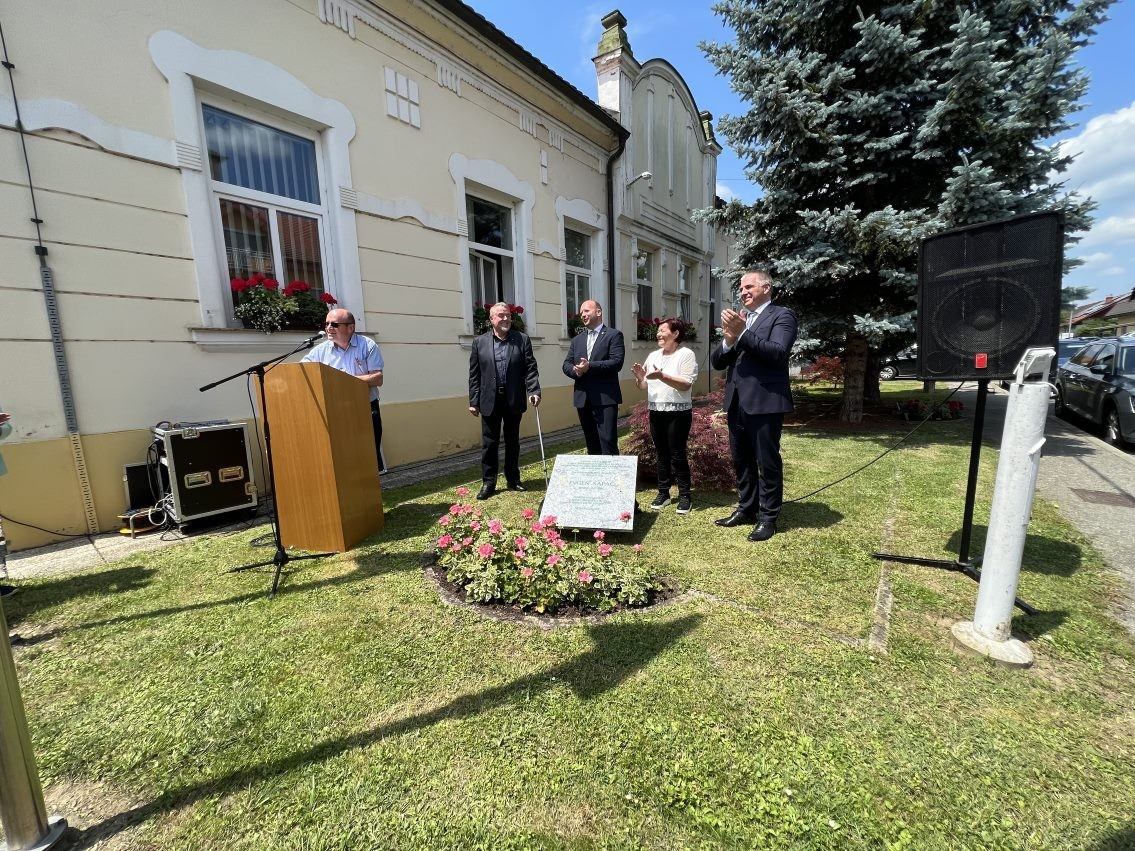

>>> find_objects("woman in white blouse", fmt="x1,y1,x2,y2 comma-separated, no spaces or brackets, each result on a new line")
632,318,699,514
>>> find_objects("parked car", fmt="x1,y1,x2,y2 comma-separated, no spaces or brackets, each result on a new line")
1054,335,1135,447
998,337,1098,391
879,346,918,380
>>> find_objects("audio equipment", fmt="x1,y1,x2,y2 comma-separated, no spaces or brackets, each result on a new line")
151,423,257,523
917,211,1063,381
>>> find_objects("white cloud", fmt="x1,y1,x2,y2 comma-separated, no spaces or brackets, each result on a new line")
574,5,608,88
716,182,737,201
1056,101,1135,209
1077,215,1135,248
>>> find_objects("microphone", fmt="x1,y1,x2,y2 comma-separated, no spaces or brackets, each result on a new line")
303,330,326,348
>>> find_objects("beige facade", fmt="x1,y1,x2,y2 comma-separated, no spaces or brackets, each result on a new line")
0,0,720,550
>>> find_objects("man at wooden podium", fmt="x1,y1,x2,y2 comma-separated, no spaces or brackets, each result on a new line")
302,308,386,473
468,302,541,500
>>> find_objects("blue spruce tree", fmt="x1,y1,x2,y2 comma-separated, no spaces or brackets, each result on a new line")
703,0,1113,420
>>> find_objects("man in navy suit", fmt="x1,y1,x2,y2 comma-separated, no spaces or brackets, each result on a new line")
562,300,624,455
711,269,798,541
469,302,541,499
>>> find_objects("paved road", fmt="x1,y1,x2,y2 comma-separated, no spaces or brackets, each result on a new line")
973,383,1135,632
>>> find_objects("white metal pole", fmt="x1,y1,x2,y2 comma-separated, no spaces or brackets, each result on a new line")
952,348,1053,667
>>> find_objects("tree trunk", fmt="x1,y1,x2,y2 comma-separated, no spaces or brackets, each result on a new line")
864,348,881,405
840,334,869,423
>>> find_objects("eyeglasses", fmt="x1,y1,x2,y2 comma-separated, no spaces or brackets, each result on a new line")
324,321,354,329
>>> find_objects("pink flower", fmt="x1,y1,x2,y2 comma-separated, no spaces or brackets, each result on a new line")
530,522,543,533
449,542,461,552
633,544,643,553
541,515,557,528
620,511,632,522
473,508,483,518
597,544,612,557
470,521,482,532
543,528,559,542
478,543,494,559
514,537,528,549
439,515,452,526
546,554,562,567
514,551,526,560
521,508,535,520
578,570,593,584
521,567,534,578
461,537,473,547
488,519,504,534
436,534,453,548
593,530,606,541
456,487,470,497
554,539,566,550
450,503,463,514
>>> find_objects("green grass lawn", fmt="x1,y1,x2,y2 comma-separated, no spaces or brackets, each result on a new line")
8,385,1135,850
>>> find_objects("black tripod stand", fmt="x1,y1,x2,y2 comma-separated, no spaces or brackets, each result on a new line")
873,380,1036,615
200,334,332,597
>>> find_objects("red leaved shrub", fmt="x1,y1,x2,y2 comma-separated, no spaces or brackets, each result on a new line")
624,384,736,493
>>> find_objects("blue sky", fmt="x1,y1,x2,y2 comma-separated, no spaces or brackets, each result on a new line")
470,0,1134,306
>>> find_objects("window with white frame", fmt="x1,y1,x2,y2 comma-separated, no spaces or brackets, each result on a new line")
467,195,515,309
678,262,692,322
564,227,591,316
203,104,328,311
636,250,654,321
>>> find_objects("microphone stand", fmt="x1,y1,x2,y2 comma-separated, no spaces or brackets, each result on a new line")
200,332,331,597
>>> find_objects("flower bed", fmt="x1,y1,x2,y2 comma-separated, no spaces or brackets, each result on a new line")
434,489,661,614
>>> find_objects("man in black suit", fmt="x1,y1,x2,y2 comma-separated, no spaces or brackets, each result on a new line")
711,269,798,541
562,299,625,455
469,302,541,500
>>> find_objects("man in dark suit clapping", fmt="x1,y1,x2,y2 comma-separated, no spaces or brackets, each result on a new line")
469,302,541,500
562,300,625,455
711,269,798,541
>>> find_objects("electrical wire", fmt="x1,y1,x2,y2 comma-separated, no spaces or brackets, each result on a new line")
0,512,93,539
784,382,965,504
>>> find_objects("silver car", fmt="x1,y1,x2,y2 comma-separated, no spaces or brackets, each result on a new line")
1054,336,1135,447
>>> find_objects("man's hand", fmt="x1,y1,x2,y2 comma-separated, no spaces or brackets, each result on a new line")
721,308,745,345
529,395,540,408
468,406,479,417
573,357,590,376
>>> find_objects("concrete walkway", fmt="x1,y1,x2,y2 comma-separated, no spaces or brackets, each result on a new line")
5,391,1134,633
1,423,586,581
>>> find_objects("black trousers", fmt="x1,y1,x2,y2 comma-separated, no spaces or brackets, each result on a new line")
370,399,384,471
481,397,523,485
649,409,693,496
577,403,619,455
727,403,784,523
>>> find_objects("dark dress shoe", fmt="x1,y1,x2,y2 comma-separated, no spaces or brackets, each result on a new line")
507,482,526,492
748,521,777,542
476,483,496,500
715,510,755,528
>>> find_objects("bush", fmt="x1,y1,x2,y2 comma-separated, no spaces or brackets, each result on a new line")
434,490,661,614
473,302,526,335
624,384,736,492
801,355,842,386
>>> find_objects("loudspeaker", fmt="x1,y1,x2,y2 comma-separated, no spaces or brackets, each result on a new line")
151,423,257,523
917,211,1063,381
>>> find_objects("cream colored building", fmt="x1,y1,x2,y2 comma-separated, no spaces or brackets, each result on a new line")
0,1,720,550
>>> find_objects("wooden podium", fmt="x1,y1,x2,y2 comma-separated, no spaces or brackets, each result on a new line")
262,362,383,552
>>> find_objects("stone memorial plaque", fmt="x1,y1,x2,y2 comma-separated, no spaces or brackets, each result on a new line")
540,454,637,531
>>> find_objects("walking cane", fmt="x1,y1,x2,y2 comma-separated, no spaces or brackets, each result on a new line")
532,398,549,486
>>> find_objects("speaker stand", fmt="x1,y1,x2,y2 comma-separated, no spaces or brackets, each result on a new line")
873,380,1037,616
200,340,333,598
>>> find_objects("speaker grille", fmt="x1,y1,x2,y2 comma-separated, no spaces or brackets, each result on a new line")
918,212,1063,381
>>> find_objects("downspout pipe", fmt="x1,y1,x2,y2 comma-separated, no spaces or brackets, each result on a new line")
604,128,629,327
